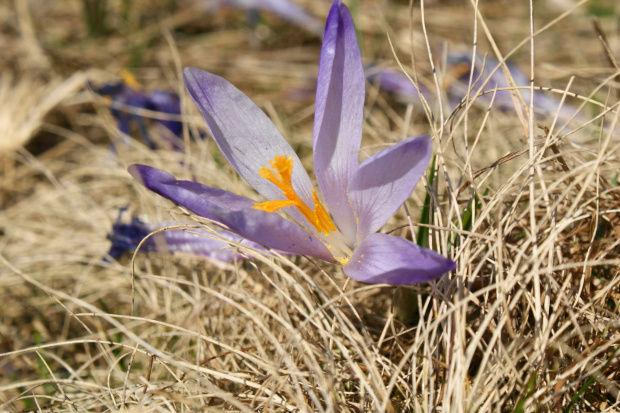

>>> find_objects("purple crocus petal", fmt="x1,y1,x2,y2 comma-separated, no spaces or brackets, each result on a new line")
116,116,132,137
253,0,324,35
313,0,365,241
107,216,268,262
93,80,184,148
148,91,183,138
129,164,336,262
183,67,317,230
225,0,324,35
92,80,126,96
343,233,456,285
365,66,430,105
348,135,432,242
447,51,580,123
156,227,261,261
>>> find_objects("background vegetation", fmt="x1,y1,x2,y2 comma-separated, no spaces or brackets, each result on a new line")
0,0,618,411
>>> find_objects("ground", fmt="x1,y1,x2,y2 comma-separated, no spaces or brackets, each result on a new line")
0,0,619,411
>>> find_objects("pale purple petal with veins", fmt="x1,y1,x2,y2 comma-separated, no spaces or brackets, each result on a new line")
349,135,432,243
183,68,317,231
155,227,263,260
129,164,336,262
107,216,268,261
343,233,456,284
313,0,365,241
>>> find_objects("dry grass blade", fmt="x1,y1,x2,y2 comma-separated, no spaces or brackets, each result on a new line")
0,0,619,411
0,72,87,153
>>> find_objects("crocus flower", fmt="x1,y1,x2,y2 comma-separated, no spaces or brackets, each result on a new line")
129,0,455,284
210,0,324,36
365,65,432,106
92,71,183,149
107,215,267,262
447,51,579,122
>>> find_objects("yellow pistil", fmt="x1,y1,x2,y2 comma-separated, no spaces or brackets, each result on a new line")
253,155,336,236
121,68,142,91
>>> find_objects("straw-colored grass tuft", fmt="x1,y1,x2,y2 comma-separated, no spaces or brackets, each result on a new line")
0,0,618,411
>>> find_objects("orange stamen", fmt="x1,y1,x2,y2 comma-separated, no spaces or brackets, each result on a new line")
253,155,336,236
121,69,142,91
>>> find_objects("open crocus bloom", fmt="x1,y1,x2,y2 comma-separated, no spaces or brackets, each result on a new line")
129,0,455,284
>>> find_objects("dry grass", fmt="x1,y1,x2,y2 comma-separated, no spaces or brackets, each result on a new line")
1,0,619,411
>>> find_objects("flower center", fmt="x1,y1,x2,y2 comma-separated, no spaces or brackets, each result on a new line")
253,155,352,264
253,155,335,235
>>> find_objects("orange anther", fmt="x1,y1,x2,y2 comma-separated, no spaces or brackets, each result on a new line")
121,69,142,91
253,155,335,235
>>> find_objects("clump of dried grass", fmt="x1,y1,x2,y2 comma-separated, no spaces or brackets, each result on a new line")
1,0,619,412
0,72,87,152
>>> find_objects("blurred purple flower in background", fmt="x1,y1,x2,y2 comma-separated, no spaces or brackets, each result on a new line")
210,0,323,35
446,51,579,122
92,71,183,149
363,53,580,126
107,215,266,262
129,0,455,284
365,65,431,106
